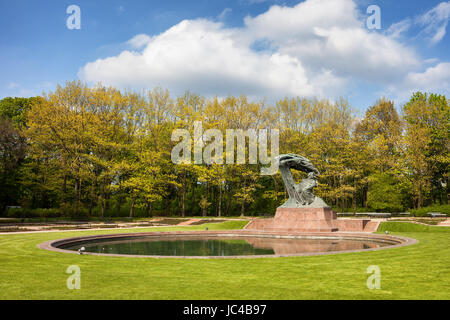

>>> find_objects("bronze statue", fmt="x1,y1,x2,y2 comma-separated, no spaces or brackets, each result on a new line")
276,154,329,208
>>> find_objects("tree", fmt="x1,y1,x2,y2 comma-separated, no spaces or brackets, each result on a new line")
199,195,211,217
354,98,403,208
355,98,402,172
0,118,27,213
403,92,449,208
2,82,447,217
233,166,261,217
0,97,40,128
367,172,409,212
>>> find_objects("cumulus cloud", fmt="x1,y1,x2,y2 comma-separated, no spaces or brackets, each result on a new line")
79,0,438,102
404,62,450,92
244,0,419,82
127,34,152,49
80,19,337,98
387,63,450,102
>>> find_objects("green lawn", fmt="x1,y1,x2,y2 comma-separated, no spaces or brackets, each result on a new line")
0,220,449,299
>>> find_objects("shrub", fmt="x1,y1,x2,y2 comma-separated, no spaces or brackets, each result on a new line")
6,208,37,218
6,208,62,219
410,204,450,217
33,208,61,219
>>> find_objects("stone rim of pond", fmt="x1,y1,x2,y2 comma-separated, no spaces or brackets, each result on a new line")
38,230,417,259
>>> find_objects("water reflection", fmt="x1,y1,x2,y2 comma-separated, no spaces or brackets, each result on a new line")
60,235,390,256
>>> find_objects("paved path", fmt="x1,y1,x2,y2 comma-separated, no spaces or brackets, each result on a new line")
0,218,250,235
177,219,202,226
0,224,198,235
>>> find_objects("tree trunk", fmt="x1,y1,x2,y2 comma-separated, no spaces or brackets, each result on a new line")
165,196,170,216
129,196,136,218
88,197,93,217
61,156,67,215
79,178,82,207
181,190,186,218
191,182,196,216
74,178,79,216
105,187,110,211
116,194,123,215
226,186,232,216
218,185,222,217
146,201,152,217
101,198,105,219
181,171,186,217
418,181,423,208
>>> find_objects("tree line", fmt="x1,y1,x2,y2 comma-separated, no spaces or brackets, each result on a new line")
0,81,448,218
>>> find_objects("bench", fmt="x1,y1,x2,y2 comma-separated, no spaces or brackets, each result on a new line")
428,212,447,218
337,212,354,216
356,212,391,218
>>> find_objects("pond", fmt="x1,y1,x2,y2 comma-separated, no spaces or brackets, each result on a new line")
57,234,394,257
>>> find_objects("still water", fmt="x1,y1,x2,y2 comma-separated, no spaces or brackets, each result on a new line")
60,235,390,256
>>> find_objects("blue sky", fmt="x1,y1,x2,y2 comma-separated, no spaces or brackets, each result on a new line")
1,0,449,113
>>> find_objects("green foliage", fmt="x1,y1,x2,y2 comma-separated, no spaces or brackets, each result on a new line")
0,96,41,128
366,172,410,212
403,92,449,208
0,118,27,212
0,84,448,217
6,208,61,219
409,204,450,217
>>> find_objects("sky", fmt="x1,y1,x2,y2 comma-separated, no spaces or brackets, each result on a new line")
1,0,449,113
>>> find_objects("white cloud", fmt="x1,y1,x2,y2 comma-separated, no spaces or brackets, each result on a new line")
417,1,450,45
387,63,450,102
244,0,419,82
217,8,232,21
79,0,438,102
127,34,152,49
80,19,340,99
405,62,450,91
386,19,412,39
7,82,19,89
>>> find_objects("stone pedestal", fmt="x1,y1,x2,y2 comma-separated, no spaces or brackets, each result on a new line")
263,207,338,232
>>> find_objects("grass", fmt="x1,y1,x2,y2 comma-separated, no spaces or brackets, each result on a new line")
388,218,447,225
0,220,448,299
377,221,449,232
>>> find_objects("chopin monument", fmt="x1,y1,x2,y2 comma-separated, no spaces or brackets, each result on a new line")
247,154,339,232
277,154,329,208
